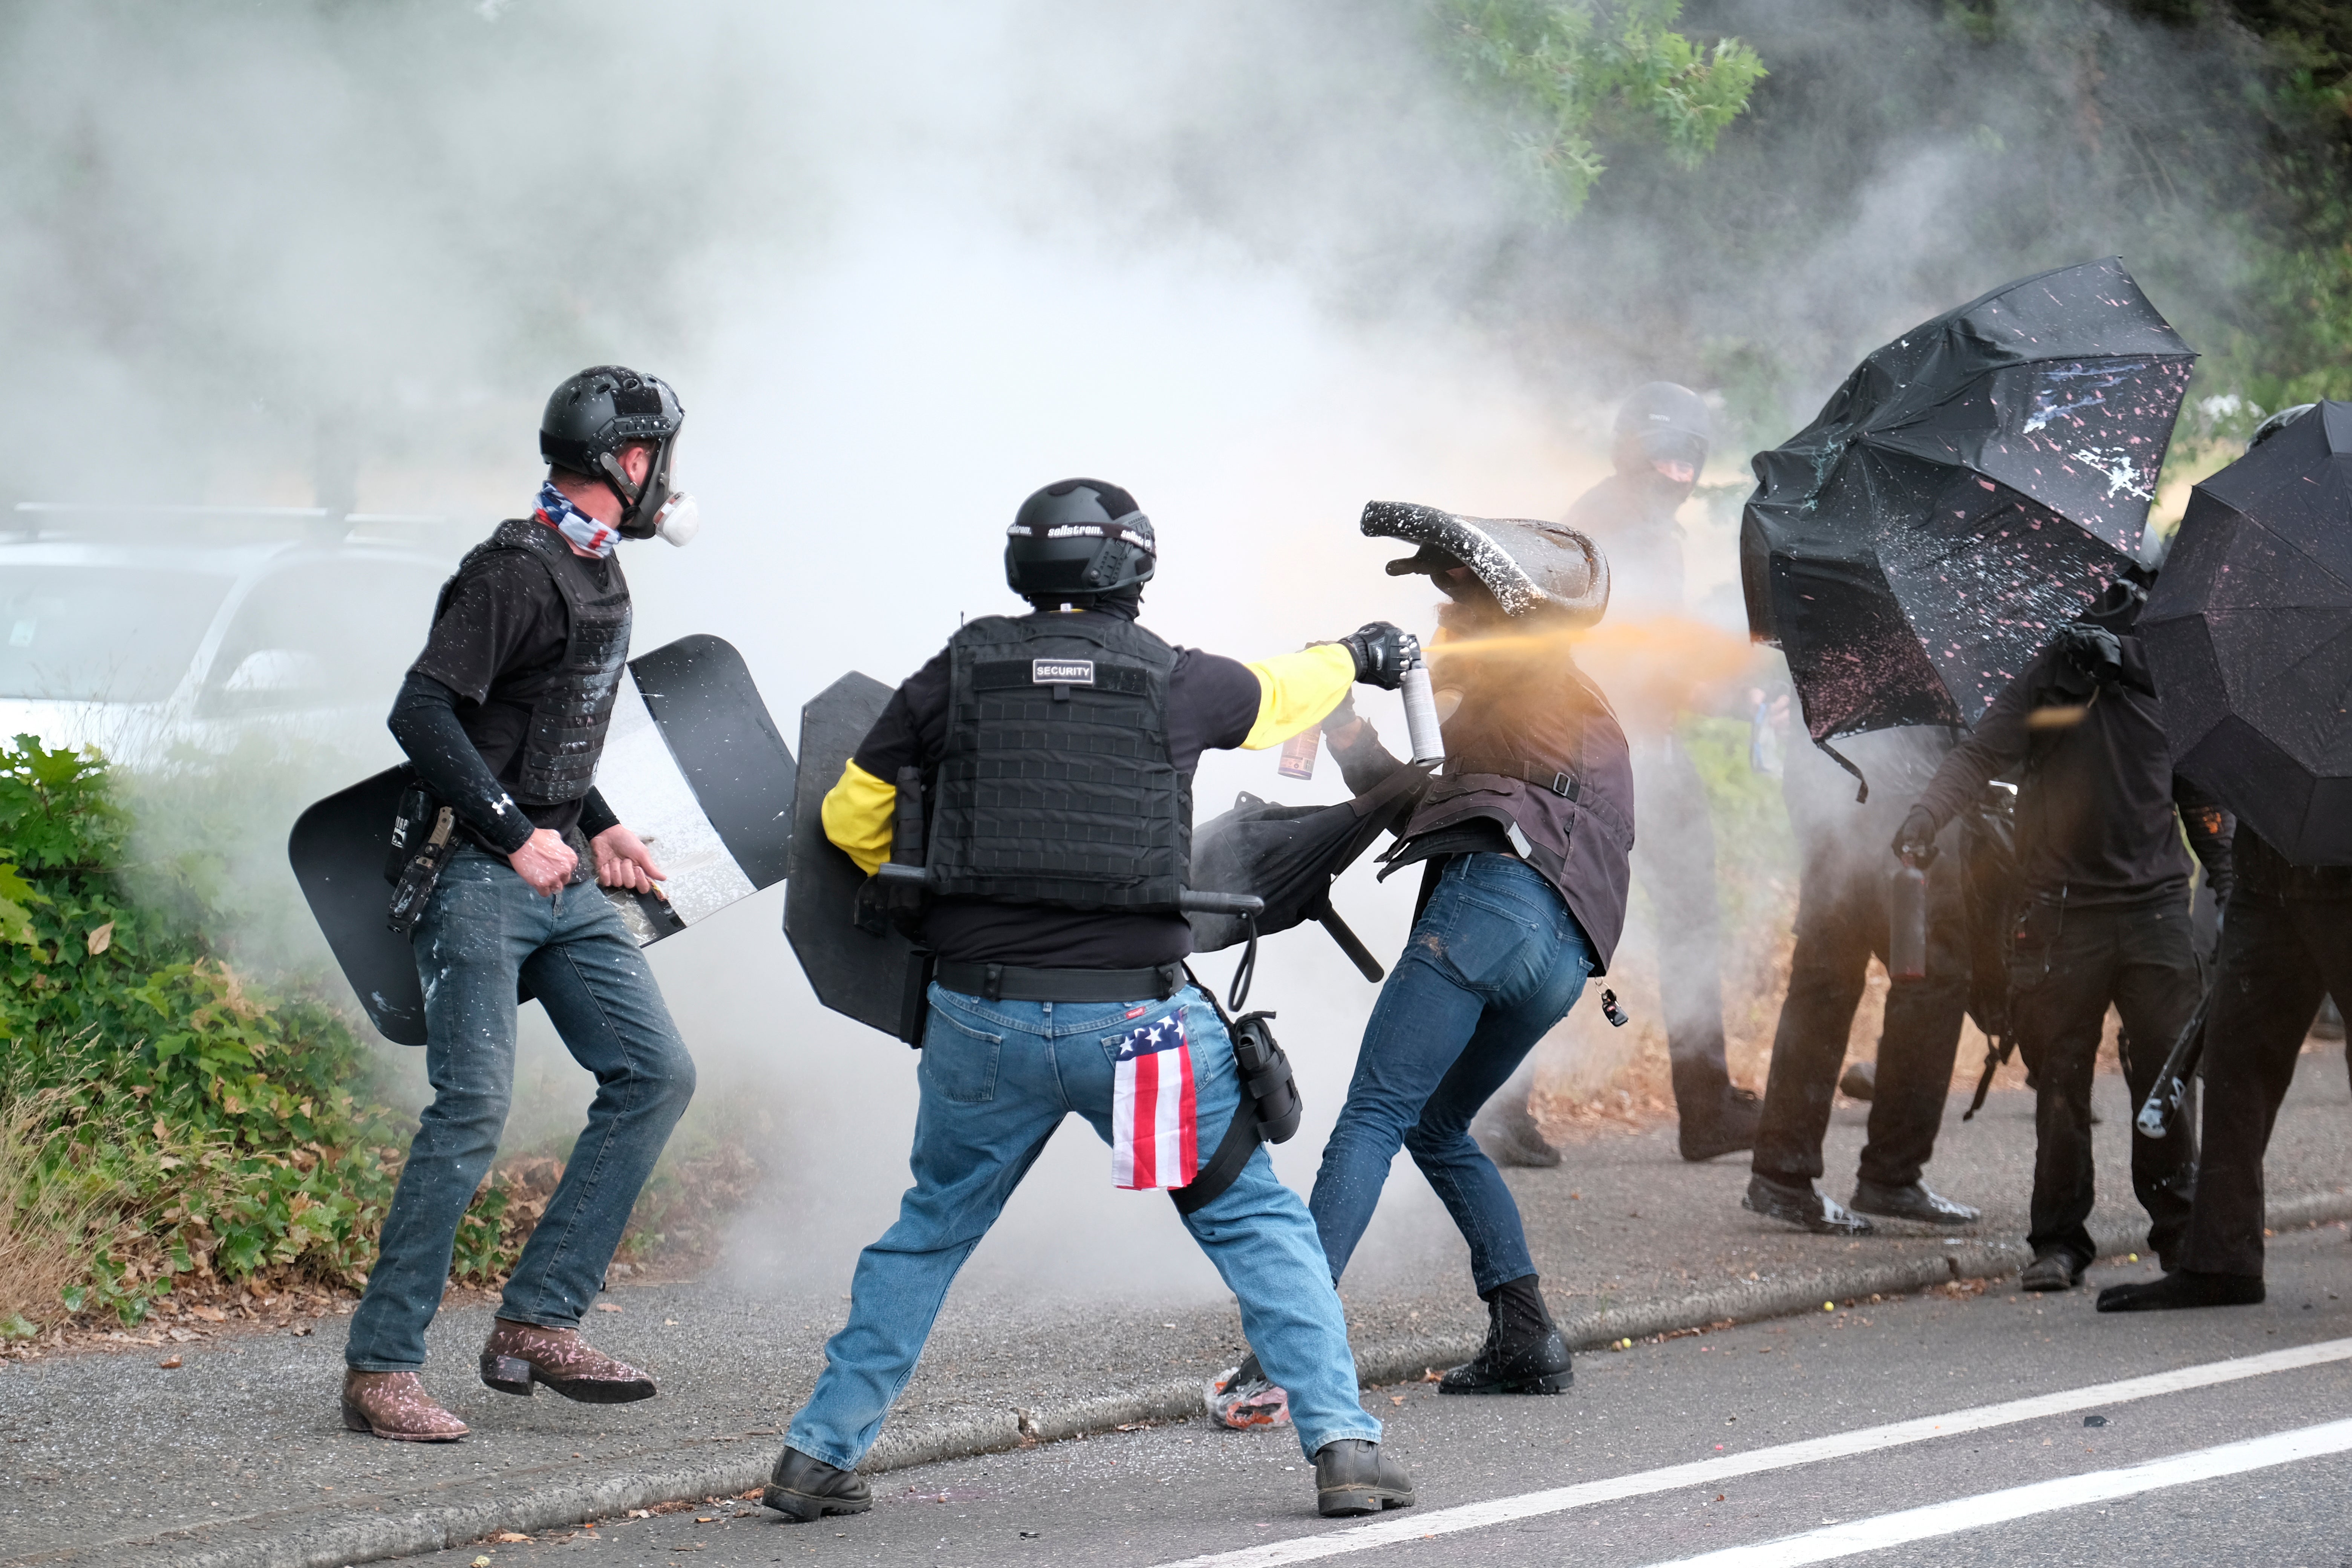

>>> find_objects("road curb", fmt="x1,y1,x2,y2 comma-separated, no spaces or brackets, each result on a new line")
57,1186,2352,1568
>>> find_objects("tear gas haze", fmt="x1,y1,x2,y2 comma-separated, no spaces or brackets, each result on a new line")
0,1,2282,1303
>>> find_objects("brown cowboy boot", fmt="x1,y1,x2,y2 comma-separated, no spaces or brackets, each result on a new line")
341,1370,470,1442
479,1318,657,1403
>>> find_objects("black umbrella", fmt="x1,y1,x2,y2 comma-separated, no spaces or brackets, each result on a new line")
2141,400,2352,863
1186,763,1430,980
1743,258,2194,764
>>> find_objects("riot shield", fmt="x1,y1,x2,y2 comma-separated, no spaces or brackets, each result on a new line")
289,634,796,1044
783,671,932,1044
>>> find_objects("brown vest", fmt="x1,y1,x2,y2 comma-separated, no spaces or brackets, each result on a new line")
1401,634,1636,970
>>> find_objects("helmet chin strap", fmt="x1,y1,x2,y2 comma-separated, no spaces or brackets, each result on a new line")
595,450,646,519
595,436,678,538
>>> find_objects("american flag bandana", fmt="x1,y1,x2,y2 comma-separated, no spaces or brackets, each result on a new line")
533,479,618,558
1110,1009,1198,1190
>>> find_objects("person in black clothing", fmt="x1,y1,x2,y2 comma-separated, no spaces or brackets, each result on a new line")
762,479,1416,1524
1554,381,1760,1162
340,368,699,1442
1896,577,2234,1292
2096,824,2345,1312
1746,727,1981,1235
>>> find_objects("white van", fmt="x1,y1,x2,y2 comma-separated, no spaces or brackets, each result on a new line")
0,506,467,767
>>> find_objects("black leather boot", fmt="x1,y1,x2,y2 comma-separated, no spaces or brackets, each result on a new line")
1439,1275,1573,1395
1674,1061,1761,1162
1314,1439,1415,1516
1743,1173,1873,1235
762,1446,873,1522
2096,1270,2265,1312
1848,1178,1979,1227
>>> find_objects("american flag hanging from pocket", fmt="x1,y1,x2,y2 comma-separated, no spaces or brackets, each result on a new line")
1110,1009,1198,1190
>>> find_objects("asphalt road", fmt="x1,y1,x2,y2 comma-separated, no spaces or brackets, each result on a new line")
384,1222,2352,1568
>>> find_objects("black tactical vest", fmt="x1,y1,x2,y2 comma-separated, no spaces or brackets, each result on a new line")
434,518,633,805
926,612,1188,910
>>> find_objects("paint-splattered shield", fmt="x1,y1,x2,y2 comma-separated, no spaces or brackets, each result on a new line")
288,634,796,1044
1742,257,2196,750
781,671,933,1043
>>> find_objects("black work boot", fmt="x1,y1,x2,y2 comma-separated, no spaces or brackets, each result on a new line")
1314,1438,1415,1516
1743,1173,1873,1236
762,1446,872,1522
1674,1061,1761,1162
1439,1275,1573,1395
1848,1178,1979,1227
2096,1270,2265,1313
2019,1249,2086,1292
1475,1092,1562,1168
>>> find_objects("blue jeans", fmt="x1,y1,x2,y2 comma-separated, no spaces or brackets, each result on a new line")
1312,853,1595,1295
346,848,697,1372
787,982,1378,1467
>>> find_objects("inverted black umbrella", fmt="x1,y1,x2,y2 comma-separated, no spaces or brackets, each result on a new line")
1743,258,2194,767
1186,763,1430,980
2141,400,2352,864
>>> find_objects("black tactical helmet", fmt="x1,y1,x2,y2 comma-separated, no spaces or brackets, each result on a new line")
1004,479,1156,599
1612,381,1710,477
540,366,686,539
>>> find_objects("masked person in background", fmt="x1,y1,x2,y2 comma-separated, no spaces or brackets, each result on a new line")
1895,574,2233,1293
763,479,1416,1525
341,368,701,1441
1745,727,1980,1234
1476,383,1757,1168
1211,507,1631,1424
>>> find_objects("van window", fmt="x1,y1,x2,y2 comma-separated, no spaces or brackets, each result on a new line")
200,561,447,715
0,568,234,702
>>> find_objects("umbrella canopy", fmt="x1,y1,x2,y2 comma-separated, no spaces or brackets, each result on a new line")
2141,401,2352,864
1186,764,1428,953
1743,257,2194,747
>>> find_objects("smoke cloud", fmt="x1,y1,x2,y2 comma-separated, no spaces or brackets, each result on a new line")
0,1,2276,1299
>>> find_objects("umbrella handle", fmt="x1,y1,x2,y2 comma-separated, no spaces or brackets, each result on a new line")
1316,905,1386,982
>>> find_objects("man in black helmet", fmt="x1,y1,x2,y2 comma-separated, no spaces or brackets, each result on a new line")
340,367,700,1441
761,479,1417,1525
1894,572,2233,1293
1473,382,1757,1165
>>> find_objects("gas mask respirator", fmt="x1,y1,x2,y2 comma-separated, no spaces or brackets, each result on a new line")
607,438,702,548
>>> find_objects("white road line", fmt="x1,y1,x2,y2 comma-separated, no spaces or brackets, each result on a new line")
1154,1335,2352,1568
1647,1416,2352,1567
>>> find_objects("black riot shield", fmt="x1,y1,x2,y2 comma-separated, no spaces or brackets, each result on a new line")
289,634,796,1044
782,671,933,1044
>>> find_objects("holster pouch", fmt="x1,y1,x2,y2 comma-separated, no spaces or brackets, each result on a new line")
1172,985,1303,1215
386,790,459,938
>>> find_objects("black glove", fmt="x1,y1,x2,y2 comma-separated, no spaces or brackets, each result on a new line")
1321,689,1361,734
1338,622,1415,691
2053,624,2124,689
1891,804,1940,868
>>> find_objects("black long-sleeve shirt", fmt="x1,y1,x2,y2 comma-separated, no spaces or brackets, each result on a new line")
390,540,620,855
1914,633,2231,906
387,672,616,855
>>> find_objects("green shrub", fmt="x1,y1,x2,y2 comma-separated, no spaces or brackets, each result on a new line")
0,736,440,1328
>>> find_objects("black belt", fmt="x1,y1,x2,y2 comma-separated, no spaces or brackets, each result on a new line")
1444,757,1582,801
934,959,1186,1004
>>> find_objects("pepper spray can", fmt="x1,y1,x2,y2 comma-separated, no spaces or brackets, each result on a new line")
1277,728,1320,780
1400,643,1446,766
1889,861,1928,981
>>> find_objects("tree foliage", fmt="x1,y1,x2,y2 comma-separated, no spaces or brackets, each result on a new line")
1440,0,1767,214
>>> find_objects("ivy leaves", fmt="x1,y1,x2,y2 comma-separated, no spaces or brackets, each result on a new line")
1440,0,1767,216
